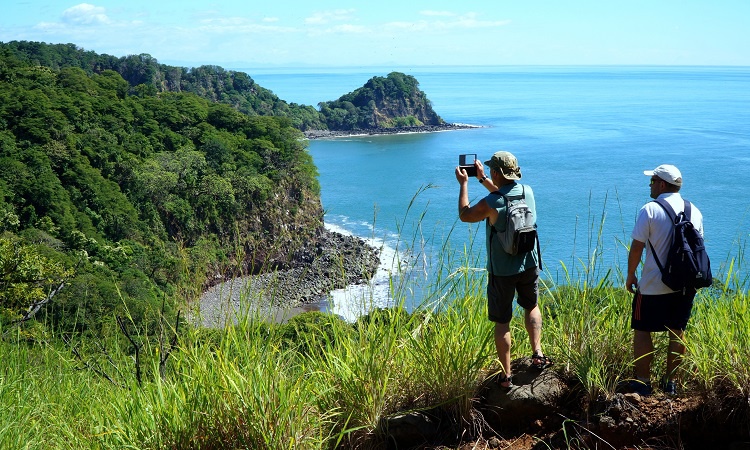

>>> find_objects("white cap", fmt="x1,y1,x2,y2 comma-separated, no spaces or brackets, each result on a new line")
644,164,682,186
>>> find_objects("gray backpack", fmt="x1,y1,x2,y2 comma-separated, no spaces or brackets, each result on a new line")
495,185,538,256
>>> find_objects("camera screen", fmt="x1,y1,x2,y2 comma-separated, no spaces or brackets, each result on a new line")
459,154,476,167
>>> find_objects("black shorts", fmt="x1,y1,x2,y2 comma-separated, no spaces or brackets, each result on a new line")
631,290,696,332
487,267,539,324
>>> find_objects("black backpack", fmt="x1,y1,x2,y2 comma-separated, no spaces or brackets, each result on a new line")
648,198,712,292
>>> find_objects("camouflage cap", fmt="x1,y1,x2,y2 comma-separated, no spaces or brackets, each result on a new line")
484,151,521,180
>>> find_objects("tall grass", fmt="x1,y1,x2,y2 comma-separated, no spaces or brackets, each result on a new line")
1,195,748,449
688,288,750,396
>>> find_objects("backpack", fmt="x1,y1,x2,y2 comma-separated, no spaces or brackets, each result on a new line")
648,198,712,292
495,185,539,257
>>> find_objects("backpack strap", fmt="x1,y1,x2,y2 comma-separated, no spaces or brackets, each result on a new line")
501,184,526,203
536,232,543,272
646,198,689,274
652,198,692,221
683,200,692,221
652,198,676,221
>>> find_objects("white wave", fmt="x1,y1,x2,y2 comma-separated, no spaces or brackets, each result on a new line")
323,222,404,322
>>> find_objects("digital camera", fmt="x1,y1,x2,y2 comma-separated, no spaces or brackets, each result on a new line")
459,154,477,177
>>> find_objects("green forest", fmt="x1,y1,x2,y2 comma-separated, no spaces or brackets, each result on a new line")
1,41,441,134
0,41,323,336
1,40,327,131
0,40,444,338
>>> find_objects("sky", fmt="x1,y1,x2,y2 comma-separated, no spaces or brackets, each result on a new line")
2,1,749,69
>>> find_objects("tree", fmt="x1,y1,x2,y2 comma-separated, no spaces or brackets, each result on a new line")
0,234,73,323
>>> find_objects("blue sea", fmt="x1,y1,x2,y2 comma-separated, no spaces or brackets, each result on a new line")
246,66,750,319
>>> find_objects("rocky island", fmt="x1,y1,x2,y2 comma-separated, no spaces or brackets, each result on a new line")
304,71,480,139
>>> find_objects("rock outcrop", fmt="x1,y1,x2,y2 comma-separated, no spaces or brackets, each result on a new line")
318,72,445,131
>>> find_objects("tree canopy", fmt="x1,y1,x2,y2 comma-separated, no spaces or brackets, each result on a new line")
0,45,321,334
1,40,327,131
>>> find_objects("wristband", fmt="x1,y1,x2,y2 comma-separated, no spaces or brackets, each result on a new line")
478,176,488,183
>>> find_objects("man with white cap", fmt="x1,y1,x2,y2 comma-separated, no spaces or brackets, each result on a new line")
455,151,549,390
625,164,704,396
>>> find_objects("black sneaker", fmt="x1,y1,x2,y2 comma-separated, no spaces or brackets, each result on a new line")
620,379,652,396
661,379,677,395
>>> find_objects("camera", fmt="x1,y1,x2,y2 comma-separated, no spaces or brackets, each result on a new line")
459,154,477,177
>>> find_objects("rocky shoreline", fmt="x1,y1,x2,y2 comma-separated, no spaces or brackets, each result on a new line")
196,228,381,327
303,122,480,139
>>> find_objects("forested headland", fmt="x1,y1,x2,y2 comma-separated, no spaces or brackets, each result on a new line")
0,41,336,336
1,41,447,134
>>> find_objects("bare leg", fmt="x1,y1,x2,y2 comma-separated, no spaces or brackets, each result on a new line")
633,330,654,380
495,321,512,377
666,328,686,381
525,305,543,355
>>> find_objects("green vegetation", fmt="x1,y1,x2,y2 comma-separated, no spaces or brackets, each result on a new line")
1,42,443,134
0,45,322,334
0,41,452,340
1,40,327,131
318,72,444,130
1,242,748,448
2,189,748,448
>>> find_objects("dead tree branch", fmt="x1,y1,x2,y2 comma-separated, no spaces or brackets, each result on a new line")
117,315,142,386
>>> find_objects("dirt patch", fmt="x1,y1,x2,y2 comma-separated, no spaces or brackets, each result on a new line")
419,389,750,450
381,360,750,450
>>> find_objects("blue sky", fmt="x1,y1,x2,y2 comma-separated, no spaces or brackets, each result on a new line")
2,1,749,69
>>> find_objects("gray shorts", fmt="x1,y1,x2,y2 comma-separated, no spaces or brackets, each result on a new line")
487,267,539,323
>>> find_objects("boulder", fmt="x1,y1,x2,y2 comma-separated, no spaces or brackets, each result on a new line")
476,357,567,432
380,357,567,447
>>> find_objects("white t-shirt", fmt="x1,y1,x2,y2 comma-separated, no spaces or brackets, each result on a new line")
631,193,704,295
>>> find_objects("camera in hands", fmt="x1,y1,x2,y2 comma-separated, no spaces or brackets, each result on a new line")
459,154,477,177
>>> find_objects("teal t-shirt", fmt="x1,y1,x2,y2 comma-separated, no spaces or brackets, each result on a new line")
484,182,540,276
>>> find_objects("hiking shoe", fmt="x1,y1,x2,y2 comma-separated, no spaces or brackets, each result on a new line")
620,379,652,396
661,379,677,396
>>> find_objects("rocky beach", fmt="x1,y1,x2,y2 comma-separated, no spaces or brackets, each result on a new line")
303,122,480,139
196,227,382,327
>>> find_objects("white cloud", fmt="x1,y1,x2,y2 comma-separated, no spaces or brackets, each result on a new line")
454,12,510,28
262,17,279,23
385,20,431,32
305,9,355,25
62,3,110,25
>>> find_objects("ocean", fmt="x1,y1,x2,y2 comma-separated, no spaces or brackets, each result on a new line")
246,66,750,320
